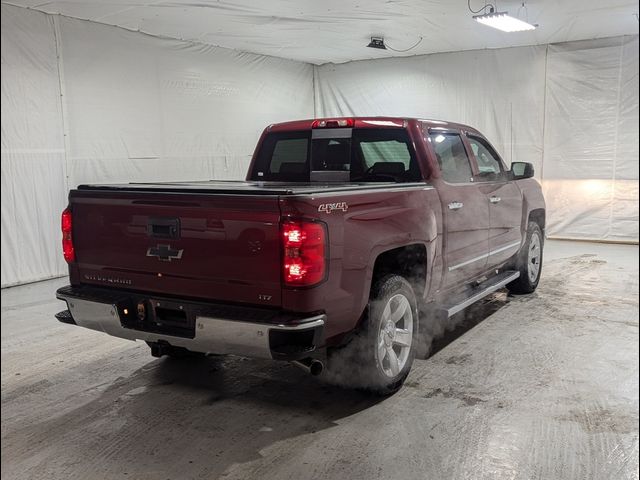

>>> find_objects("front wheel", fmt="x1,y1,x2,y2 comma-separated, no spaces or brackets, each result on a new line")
326,274,418,395
508,221,544,294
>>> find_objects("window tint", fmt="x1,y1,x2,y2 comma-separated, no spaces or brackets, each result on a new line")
429,133,473,183
251,129,421,182
352,129,420,181
468,136,503,176
360,140,412,170
252,131,309,181
269,138,308,174
311,138,351,171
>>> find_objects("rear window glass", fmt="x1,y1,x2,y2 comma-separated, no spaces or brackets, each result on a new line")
269,138,308,174
251,129,421,182
360,140,412,170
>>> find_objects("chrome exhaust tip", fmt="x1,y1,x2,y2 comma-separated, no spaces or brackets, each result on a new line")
291,358,324,376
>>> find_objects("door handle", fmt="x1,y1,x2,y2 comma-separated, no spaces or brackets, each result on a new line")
448,201,464,211
148,217,181,238
489,196,501,204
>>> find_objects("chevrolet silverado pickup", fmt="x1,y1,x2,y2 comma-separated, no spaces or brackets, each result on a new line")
56,117,545,393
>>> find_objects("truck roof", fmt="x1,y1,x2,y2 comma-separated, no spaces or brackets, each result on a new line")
267,116,481,134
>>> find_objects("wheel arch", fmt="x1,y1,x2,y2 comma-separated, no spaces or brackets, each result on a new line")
371,243,428,299
528,208,546,234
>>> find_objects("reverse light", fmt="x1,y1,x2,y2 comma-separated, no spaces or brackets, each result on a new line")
282,220,327,287
61,207,75,263
312,118,355,128
473,11,537,32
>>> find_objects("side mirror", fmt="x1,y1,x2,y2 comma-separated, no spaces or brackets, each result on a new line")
510,162,534,179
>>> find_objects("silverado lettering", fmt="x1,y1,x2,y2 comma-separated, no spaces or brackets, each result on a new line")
83,274,133,286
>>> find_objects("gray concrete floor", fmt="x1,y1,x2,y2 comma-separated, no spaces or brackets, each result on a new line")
1,240,638,480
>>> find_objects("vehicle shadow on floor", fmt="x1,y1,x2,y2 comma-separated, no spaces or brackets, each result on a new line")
5,291,512,478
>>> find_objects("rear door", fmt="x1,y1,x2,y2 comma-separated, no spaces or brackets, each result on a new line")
428,131,490,288
465,134,524,267
70,192,283,307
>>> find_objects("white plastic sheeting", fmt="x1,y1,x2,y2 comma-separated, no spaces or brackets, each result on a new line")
315,45,547,171
315,36,639,242
543,36,639,241
6,0,640,65
1,4,314,287
1,6,69,287
58,16,314,187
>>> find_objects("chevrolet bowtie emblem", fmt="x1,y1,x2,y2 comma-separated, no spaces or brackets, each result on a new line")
146,244,183,262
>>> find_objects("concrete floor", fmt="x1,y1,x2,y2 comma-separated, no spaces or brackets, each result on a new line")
1,240,638,480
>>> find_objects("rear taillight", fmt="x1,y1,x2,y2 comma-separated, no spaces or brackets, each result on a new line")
282,220,327,287
311,118,354,128
61,207,75,263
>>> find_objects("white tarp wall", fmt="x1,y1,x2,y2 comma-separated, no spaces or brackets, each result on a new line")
1,6,68,288
315,36,639,242
543,37,639,241
1,4,314,287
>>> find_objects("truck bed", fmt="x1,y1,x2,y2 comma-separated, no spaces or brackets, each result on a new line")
76,180,426,195
68,179,430,310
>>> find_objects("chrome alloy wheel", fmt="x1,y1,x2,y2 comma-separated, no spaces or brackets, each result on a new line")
528,232,541,283
376,293,413,378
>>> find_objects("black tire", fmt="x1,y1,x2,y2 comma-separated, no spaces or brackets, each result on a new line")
326,274,418,395
507,221,544,294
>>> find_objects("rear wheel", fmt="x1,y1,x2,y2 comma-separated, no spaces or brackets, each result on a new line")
327,275,418,395
508,221,544,294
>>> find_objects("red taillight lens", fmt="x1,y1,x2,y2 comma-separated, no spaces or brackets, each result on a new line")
61,207,75,263
282,220,327,287
311,118,354,128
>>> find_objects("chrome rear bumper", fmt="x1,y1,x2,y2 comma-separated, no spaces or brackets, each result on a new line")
56,286,324,360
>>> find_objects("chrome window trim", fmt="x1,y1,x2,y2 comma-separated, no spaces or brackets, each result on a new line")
448,240,521,272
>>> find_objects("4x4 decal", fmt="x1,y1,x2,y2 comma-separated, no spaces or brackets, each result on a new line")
318,202,348,214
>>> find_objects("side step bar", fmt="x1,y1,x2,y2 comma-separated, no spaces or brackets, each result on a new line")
444,270,520,317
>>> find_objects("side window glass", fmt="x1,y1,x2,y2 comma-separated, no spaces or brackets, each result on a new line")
429,133,473,184
467,136,503,178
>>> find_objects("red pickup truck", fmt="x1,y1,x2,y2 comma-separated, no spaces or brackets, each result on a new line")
56,117,545,393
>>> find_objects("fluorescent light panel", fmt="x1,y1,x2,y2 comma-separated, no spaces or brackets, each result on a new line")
474,11,536,32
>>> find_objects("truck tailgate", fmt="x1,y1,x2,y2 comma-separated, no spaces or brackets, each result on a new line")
70,191,282,307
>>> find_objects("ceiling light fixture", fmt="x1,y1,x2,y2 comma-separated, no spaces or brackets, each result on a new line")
473,11,536,32
469,1,537,33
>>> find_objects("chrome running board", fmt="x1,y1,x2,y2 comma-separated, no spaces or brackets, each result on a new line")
444,270,520,317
